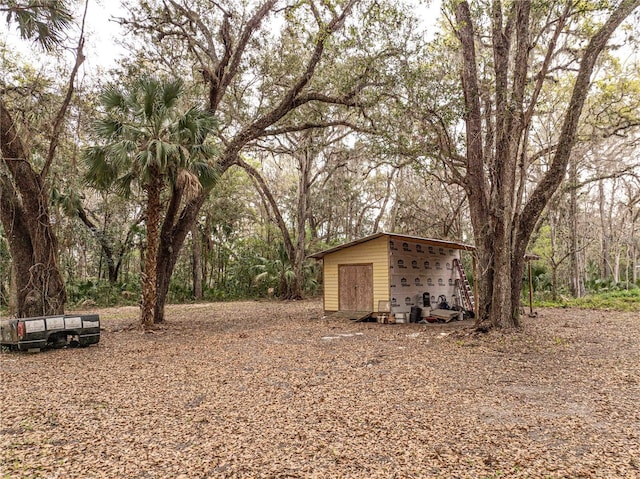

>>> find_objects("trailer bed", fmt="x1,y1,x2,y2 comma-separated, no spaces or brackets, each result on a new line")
0,314,100,351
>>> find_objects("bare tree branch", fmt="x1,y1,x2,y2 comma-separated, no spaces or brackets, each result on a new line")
41,0,87,179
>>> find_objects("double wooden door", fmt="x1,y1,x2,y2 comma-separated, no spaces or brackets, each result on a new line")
338,264,373,311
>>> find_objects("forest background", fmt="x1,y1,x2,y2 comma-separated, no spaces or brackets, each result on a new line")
1,0,640,327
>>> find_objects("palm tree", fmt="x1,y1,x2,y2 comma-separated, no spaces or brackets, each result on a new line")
0,0,73,51
84,77,216,328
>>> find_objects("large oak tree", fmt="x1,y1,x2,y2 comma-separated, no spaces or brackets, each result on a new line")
0,0,82,316
119,0,416,322
445,0,640,327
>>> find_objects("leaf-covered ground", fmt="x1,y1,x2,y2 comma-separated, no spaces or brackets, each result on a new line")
2,299,639,478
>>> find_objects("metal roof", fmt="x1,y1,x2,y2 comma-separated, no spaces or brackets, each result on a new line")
308,232,475,259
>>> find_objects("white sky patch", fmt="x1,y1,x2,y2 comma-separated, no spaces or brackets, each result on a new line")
81,0,129,72
418,0,443,40
0,0,128,74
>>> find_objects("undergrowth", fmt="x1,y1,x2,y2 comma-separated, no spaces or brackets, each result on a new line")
534,288,640,312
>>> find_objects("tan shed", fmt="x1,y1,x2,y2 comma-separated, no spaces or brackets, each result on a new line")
309,233,476,319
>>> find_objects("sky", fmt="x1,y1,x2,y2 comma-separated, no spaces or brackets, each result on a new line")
78,0,129,72
1,1,126,73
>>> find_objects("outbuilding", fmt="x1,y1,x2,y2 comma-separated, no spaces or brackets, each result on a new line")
309,232,476,321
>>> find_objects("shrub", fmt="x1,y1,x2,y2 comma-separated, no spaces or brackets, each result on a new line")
67,279,140,307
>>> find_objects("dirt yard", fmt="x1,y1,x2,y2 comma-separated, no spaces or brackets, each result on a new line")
1,299,639,478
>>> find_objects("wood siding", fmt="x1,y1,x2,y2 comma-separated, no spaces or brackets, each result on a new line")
322,236,390,312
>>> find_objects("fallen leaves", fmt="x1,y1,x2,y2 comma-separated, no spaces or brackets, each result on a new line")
1,300,639,478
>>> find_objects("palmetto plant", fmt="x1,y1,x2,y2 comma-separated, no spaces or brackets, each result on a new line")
253,242,319,298
0,0,73,51
84,77,216,327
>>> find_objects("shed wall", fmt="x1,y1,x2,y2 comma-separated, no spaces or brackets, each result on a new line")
389,240,461,313
323,236,390,312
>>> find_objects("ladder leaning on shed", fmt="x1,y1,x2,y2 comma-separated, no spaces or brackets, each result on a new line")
453,258,474,311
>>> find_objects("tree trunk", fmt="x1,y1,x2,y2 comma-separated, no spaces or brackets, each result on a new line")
625,244,630,288
633,243,638,285
154,186,210,324
373,171,395,233
192,222,203,300
76,204,120,283
290,142,314,301
8,263,17,316
613,249,621,285
0,114,66,317
237,157,300,299
492,234,519,328
569,155,584,297
549,213,559,301
141,172,162,328
598,178,612,280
